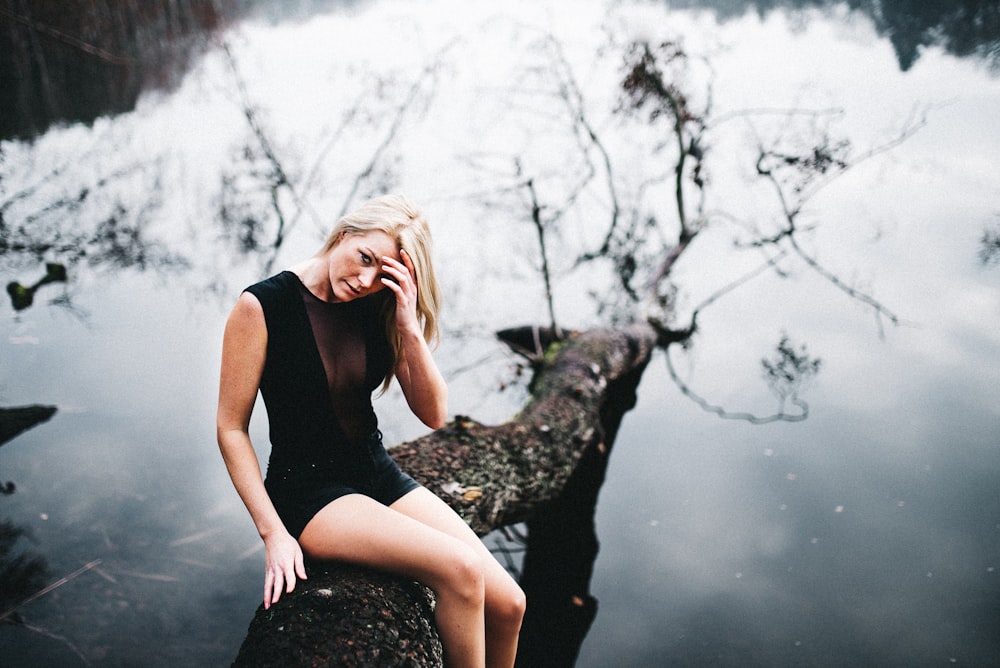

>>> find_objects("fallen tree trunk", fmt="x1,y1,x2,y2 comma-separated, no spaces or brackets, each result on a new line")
233,323,659,667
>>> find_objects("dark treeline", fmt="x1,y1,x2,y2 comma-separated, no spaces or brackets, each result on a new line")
666,0,1000,71
0,0,236,140
0,0,365,141
3,1,997,141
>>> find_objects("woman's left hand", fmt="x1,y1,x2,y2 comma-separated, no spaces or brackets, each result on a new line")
380,247,447,427
381,249,420,335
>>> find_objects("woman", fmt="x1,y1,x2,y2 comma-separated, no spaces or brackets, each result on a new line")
217,194,525,667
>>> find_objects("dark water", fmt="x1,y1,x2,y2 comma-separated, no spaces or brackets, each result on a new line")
2,2,999,666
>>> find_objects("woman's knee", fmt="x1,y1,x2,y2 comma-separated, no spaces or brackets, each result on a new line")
489,577,526,630
435,542,486,604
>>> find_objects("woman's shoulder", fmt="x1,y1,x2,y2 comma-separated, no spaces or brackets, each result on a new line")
242,271,301,320
245,270,297,294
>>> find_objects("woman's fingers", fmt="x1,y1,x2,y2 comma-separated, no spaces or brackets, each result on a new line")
399,248,415,275
381,252,418,308
381,253,415,287
263,538,306,609
264,568,278,609
264,564,298,608
296,551,308,580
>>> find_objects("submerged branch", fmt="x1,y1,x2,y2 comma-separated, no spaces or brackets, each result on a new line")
222,40,322,271
689,250,789,323
0,405,58,447
518,168,561,338
746,109,927,336
786,233,901,338
540,34,620,263
665,345,809,424
0,559,103,622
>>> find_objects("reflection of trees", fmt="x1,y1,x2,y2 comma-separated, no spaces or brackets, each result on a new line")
3,0,996,143
484,33,917,423
0,520,49,620
0,150,187,311
489,34,893,662
0,0,390,142
215,39,451,277
0,0,232,141
663,0,1000,71
980,219,1000,266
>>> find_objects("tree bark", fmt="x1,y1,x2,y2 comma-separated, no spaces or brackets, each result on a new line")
233,324,658,667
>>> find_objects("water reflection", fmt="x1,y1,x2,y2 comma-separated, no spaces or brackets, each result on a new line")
0,520,49,620
664,0,1000,71
0,145,189,314
980,220,1000,266
4,1,998,143
0,1,389,142
0,0,230,141
0,2,998,666
0,406,54,654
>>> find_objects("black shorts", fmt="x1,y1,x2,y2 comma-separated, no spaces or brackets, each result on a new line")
265,433,421,539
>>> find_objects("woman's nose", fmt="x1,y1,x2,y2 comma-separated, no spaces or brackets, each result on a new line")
358,266,378,288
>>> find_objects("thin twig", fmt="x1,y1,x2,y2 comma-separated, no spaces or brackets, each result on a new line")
665,346,808,424
337,38,458,221
0,559,102,622
19,622,92,666
689,249,789,321
0,6,132,66
519,169,560,336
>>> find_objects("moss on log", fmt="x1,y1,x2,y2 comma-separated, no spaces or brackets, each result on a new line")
232,324,658,667
233,563,442,667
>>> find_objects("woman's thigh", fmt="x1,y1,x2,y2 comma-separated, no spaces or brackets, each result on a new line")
298,492,477,589
389,487,483,547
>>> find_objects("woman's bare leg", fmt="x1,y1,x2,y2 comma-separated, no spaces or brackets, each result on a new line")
391,488,526,668
299,494,487,667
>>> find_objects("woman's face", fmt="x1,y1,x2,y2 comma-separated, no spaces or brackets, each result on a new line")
326,230,399,302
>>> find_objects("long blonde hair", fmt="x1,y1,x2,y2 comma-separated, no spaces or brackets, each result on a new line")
323,194,442,391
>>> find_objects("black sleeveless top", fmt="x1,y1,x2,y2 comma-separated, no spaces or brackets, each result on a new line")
245,271,393,474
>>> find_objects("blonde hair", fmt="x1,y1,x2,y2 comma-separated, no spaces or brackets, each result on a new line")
323,194,442,391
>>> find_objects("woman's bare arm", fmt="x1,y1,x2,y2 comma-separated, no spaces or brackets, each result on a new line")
395,328,448,429
217,292,306,608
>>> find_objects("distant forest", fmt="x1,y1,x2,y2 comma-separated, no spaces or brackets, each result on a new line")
666,0,1000,70
0,0,352,140
1,0,232,140
1,0,998,141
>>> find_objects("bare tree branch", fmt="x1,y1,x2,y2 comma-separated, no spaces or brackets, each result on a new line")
517,163,561,337
336,38,458,220
745,107,928,335
665,343,810,424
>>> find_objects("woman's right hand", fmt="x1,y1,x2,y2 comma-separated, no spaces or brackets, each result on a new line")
262,529,308,609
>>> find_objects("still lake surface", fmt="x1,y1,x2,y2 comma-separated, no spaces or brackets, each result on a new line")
2,2,998,666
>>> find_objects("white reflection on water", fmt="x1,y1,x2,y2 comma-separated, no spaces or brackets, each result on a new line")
1,1,998,666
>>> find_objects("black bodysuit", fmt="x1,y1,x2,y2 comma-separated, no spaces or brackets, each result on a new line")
245,271,420,538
